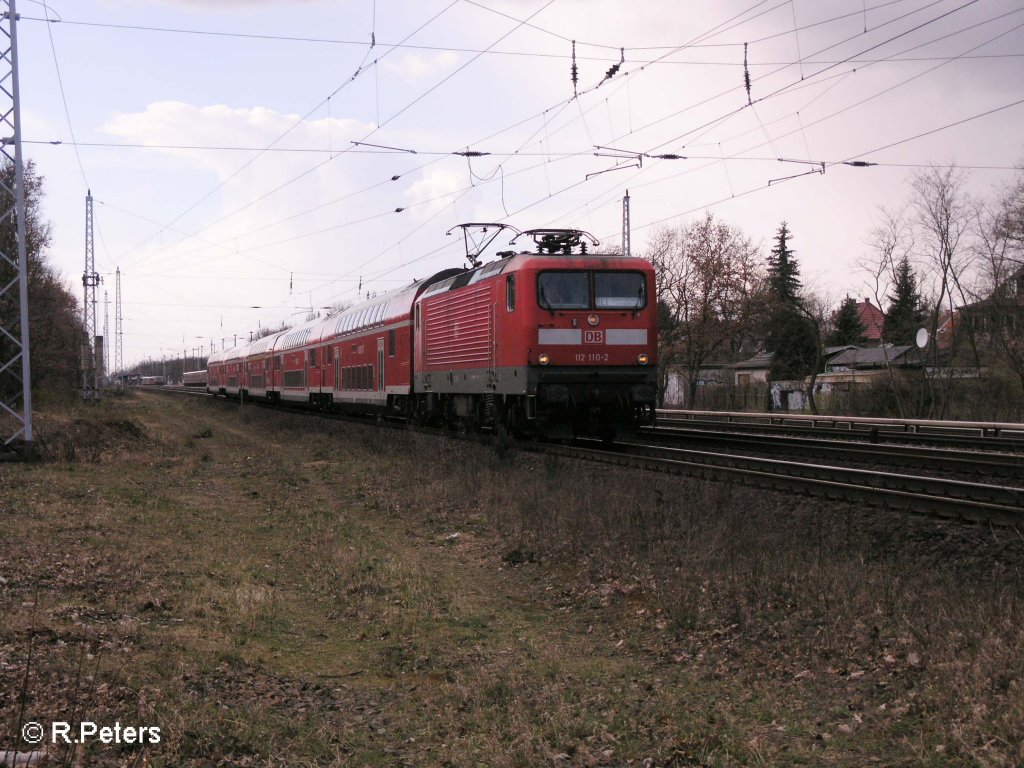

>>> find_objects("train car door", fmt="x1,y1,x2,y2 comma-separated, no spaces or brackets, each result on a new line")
377,337,384,393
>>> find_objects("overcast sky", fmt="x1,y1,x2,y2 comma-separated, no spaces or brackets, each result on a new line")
15,0,1024,367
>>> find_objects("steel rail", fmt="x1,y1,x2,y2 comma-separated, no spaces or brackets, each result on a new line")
644,423,1024,480
656,409,1024,451
560,440,1024,526
658,408,1024,437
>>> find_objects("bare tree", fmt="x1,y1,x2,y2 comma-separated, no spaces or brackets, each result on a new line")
970,163,1024,397
909,166,981,418
859,207,917,417
645,212,761,407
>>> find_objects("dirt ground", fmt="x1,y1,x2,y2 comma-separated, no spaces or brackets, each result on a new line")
1,391,1022,767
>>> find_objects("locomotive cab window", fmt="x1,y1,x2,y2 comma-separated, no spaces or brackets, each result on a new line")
595,272,647,309
538,270,647,310
537,271,589,310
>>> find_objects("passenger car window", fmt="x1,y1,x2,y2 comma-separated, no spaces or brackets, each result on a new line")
506,275,515,311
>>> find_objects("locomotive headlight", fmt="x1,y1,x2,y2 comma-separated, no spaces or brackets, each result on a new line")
637,353,649,365
538,353,551,366
587,314,599,326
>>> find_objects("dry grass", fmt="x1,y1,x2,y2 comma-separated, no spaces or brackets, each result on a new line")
0,391,1021,767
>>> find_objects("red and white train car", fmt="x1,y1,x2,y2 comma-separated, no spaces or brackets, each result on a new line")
413,231,657,437
182,369,208,388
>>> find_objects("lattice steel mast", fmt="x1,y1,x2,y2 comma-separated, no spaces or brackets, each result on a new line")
621,189,631,257
101,287,108,388
81,190,99,398
114,266,122,387
0,0,33,456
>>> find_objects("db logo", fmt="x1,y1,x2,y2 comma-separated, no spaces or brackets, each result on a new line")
583,330,604,344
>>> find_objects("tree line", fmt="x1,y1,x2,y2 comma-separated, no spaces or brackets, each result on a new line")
647,162,1024,418
0,160,81,405
1,158,1022,419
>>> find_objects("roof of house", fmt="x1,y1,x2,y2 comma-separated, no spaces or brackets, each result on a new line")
827,345,921,368
732,351,774,370
856,298,885,341
824,344,856,359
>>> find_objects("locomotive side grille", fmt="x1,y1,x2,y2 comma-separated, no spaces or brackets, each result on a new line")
424,284,494,367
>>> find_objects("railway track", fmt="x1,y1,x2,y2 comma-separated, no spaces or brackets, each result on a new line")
156,388,1024,526
642,423,1024,481
657,409,1024,452
557,439,1024,526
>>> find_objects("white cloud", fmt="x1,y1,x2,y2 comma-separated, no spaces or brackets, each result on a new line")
101,101,372,179
404,167,467,220
381,51,460,83
138,0,326,7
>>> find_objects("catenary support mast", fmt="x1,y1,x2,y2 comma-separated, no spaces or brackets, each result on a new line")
114,267,123,387
82,190,99,399
621,189,631,258
0,0,33,456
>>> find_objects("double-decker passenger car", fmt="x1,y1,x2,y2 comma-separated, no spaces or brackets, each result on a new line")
182,369,208,388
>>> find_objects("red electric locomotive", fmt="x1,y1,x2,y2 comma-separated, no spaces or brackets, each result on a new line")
412,227,657,438
205,226,657,440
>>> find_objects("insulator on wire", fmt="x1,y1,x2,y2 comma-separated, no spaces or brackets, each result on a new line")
603,47,625,82
570,40,578,97
744,42,752,105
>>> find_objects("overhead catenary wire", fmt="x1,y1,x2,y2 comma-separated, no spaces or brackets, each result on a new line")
48,0,1021,354
125,0,1015,290
114,0,463,267
119,0,1007,284
91,0,908,280
115,0,561,277
224,0,787,329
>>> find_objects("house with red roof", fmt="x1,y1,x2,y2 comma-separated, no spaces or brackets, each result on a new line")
855,298,885,345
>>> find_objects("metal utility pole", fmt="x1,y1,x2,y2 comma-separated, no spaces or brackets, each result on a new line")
621,189,631,258
102,288,108,389
114,267,123,387
0,0,33,456
81,190,100,399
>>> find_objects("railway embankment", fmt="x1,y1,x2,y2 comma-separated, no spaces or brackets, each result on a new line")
1,391,1022,766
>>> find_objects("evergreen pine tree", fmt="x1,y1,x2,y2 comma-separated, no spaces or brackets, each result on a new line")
766,221,801,307
763,223,818,380
828,296,865,346
883,258,925,345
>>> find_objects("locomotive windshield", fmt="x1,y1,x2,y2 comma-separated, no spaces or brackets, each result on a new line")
538,270,646,310
595,272,646,309
537,272,590,309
